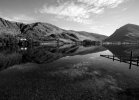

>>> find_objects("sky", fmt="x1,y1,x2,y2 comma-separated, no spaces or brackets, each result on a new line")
0,0,139,36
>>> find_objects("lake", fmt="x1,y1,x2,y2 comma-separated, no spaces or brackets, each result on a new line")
0,45,139,100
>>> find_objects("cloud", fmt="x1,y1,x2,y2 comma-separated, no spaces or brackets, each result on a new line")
90,25,104,32
39,2,93,24
11,15,36,23
40,2,89,19
66,17,93,24
38,0,127,24
78,0,125,8
1,15,36,23
122,7,128,11
39,2,102,24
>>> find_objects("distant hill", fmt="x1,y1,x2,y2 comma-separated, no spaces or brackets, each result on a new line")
0,17,107,43
104,24,139,42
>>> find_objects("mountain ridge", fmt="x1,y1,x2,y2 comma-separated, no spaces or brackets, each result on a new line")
104,24,139,42
0,17,107,44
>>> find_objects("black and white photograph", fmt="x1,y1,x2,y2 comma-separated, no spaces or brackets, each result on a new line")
0,0,139,100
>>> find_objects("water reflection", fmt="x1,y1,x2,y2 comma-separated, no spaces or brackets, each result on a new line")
1,45,139,71
20,47,27,51
0,45,105,71
0,45,139,99
106,45,139,56
101,45,139,69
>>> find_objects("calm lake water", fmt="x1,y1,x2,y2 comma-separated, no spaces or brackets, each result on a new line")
0,45,139,100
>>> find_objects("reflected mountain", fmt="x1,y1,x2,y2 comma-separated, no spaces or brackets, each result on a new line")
0,45,106,71
104,45,139,60
0,47,23,70
24,45,106,64
101,45,139,69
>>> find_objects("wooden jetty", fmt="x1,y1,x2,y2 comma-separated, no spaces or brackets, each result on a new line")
100,51,139,69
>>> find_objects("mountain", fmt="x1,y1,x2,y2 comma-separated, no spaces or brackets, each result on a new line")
0,18,21,35
0,17,107,44
69,31,107,41
104,24,139,42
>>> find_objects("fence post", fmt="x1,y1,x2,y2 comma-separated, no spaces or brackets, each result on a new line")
129,51,133,69
120,56,122,62
137,58,139,66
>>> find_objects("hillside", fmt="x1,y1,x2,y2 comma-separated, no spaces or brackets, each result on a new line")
69,30,107,41
0,17,107,44
104,24,139,42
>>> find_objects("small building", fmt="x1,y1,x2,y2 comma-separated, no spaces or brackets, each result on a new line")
18,38,28,46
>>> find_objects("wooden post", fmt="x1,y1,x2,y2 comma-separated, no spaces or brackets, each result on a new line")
137,58,139,66
120,56,122,62
129,51,133,69
113,55,114,61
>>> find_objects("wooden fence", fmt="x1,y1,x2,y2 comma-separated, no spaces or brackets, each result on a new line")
100,51,139,69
